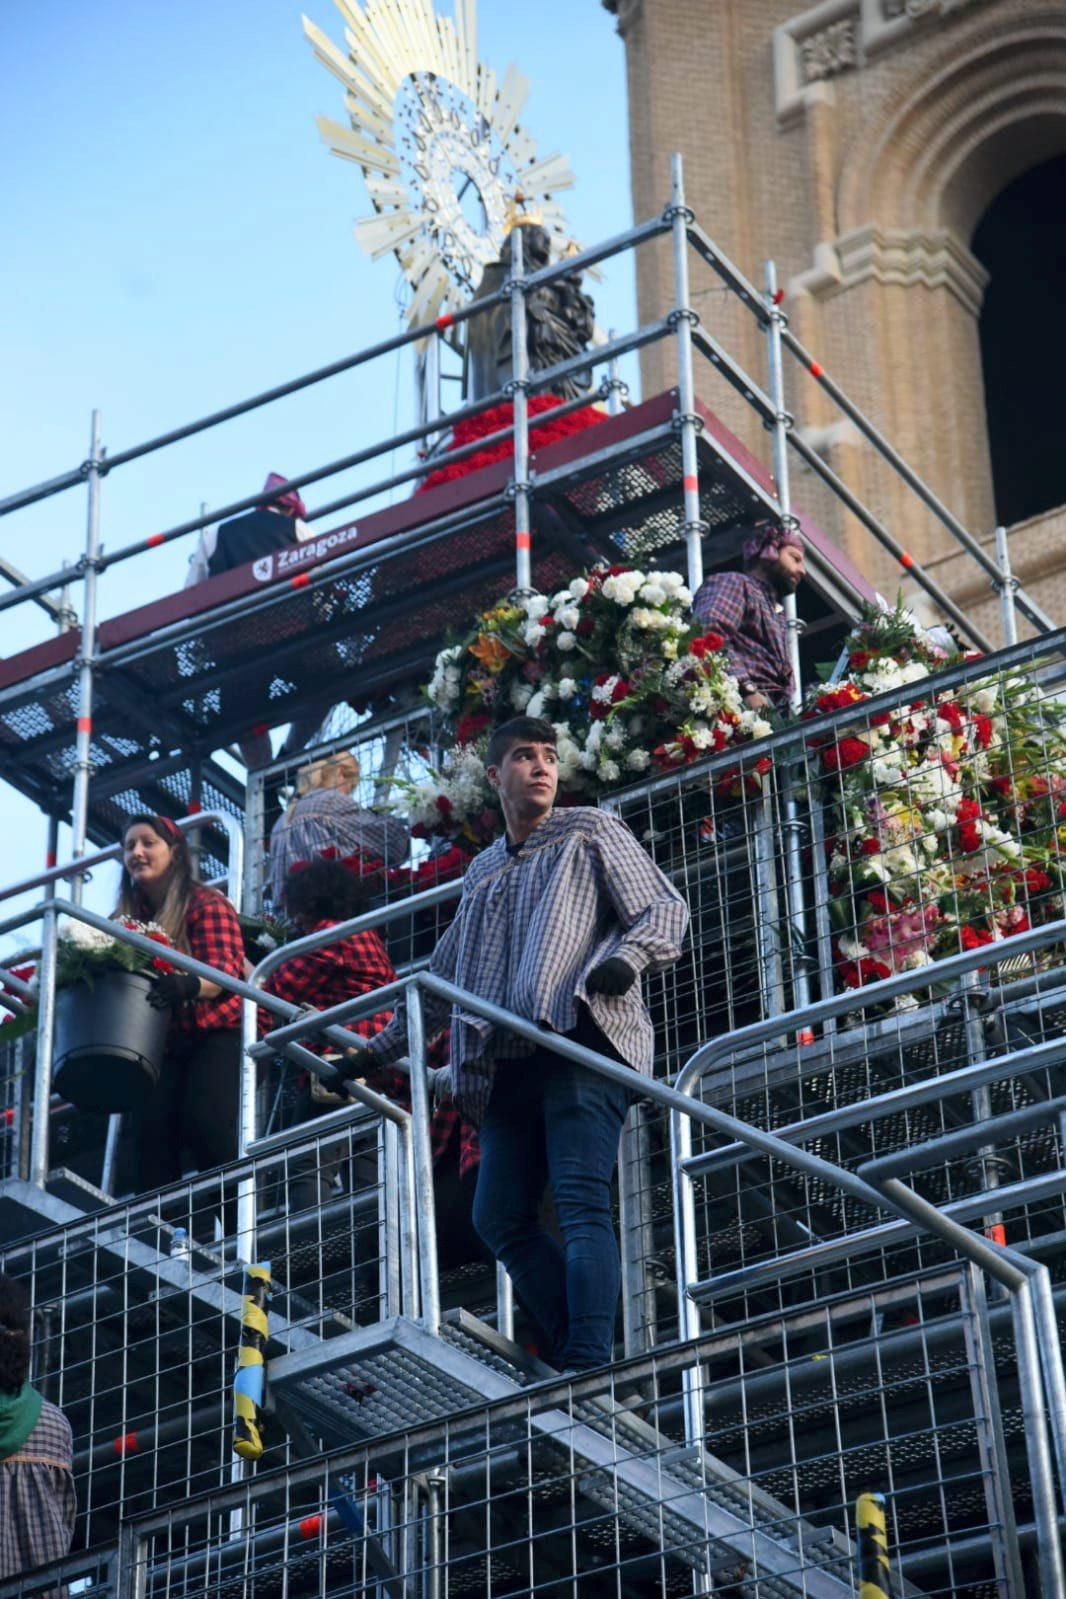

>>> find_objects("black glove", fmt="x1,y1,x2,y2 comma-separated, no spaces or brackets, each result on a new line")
332,1046,372,1084
585,957,637,997
148,972,201,1009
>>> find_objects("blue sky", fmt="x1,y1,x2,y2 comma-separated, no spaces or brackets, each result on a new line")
1,0,640,951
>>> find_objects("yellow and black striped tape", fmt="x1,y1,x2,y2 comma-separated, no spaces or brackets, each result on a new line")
856,1492,893,1599
232,1263,271,1463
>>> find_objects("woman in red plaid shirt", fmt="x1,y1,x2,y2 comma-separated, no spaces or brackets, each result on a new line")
117,815,247,1190
265,859,483,1268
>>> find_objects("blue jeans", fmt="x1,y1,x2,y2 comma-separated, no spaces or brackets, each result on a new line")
472,1024,632,1370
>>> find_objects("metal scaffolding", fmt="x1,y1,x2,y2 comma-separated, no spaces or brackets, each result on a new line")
0,156,1064,1598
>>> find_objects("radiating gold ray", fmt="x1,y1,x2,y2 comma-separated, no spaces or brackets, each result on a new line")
354,207,423,258
514,152,575,195
316,115,402,175
307,0,585,325
489,63,529,153
455,0,477,99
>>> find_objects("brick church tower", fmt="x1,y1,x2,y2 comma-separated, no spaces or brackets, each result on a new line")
603,0,1066,640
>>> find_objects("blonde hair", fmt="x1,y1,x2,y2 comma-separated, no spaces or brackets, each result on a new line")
285,751,360,819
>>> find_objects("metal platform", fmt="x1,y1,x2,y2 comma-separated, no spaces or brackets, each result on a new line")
0,392,869,870
270,1308,882,1598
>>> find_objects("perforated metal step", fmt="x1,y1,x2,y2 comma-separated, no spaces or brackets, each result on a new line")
269,1310,899,1598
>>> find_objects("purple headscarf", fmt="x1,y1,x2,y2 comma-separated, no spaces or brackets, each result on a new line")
261,472,307,521
743,524,803,566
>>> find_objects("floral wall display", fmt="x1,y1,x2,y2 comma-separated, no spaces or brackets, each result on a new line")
397,564,770,849
808,605,1066,992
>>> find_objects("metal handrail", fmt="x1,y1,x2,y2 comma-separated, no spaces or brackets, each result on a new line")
10,887,1066,1586
0,211,670,524
0,807,245,912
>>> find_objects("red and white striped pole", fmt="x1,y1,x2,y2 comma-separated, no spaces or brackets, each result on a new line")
70,409,103,905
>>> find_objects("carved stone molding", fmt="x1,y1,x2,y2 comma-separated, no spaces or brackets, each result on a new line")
789,224,990,316
801,17,859,81
881,0,990,19
774,0,1001,120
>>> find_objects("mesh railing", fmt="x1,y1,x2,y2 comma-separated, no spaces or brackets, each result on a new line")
113,1268,1017,1599
0,1112,395,1553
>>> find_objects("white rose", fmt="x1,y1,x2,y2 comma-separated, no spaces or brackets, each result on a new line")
523,621,545,648
638,582,667,606
556,631,577,651
557,677,577,700
899,661,929,684
569,578,590,600
523,595,549,621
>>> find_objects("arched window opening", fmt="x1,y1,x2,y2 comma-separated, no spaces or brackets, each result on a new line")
972,153,1066,528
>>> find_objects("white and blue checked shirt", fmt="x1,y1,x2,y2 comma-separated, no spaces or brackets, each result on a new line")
368,807,688,1120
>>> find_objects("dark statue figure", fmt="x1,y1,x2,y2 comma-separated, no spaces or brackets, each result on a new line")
464,222,596,404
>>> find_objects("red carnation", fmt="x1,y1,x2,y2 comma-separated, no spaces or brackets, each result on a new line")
860,838,882,856
690,632,724,659
435,795,453,816
866,889,890,914
822,737,868,773
959,925,994,951
455,712,490,744
1023,867,1052,896
577,618,595,638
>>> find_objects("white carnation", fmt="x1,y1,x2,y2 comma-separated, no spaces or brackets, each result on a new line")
557,631,577,652
557,677,577,700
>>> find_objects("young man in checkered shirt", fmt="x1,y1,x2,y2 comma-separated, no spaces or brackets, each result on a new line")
346,717,688,1371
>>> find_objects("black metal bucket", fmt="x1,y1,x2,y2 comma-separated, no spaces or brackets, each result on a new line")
52,969,168,1114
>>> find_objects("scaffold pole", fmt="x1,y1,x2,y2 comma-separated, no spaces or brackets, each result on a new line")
994,524,1019,647
669,153,704,594
764,262,812,1031
69,409,103,903
509,222,532,592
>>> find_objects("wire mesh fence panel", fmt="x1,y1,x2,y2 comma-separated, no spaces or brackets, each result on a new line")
0,1114,394,1552
242,704,458,929
0,1545,117,1599
122,1269,1016,1599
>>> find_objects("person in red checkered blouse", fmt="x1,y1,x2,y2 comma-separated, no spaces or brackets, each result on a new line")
116,815,247,1191
264,859,484,1269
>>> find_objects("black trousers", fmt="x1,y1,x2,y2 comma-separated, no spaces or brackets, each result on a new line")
137,1027,242,1191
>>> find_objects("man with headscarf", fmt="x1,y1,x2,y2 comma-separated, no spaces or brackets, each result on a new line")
692,525,805,712
183,472,326,767
184,471,310,586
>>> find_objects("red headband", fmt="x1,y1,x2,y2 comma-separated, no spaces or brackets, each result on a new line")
153,816,182,843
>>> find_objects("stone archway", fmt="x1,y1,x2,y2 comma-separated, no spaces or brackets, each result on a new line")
795,10,1066,585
